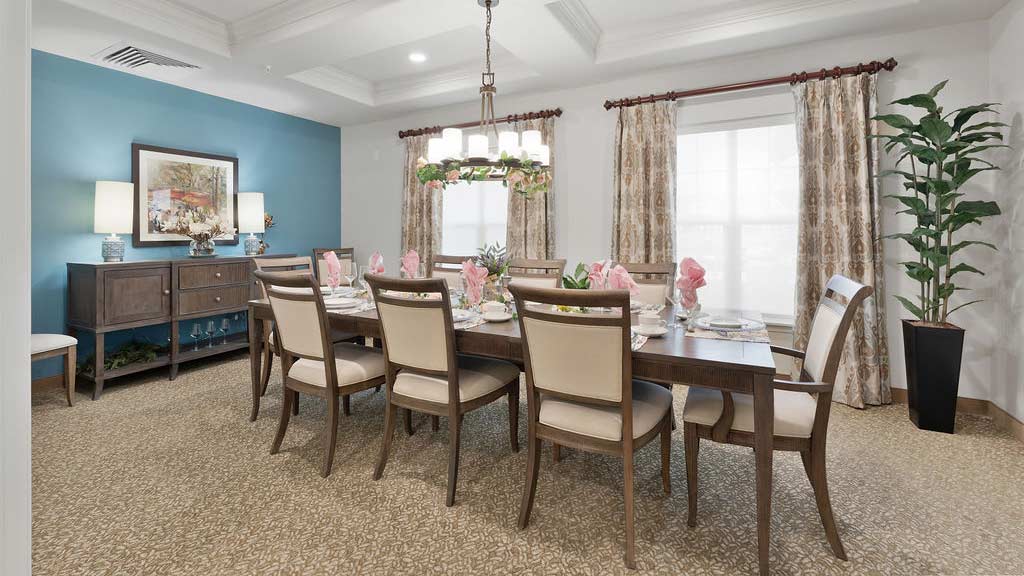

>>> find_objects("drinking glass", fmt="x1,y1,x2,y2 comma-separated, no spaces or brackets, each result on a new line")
206,320,216,348
191,323,202,351
343,263,356,289
220,318,231,344
667,287,682,329
359,265,373,300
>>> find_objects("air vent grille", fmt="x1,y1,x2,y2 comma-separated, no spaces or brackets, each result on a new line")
102,46,199,70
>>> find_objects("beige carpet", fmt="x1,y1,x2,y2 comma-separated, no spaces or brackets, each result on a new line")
32,353,1024,575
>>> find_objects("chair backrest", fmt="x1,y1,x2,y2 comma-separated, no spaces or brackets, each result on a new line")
253,270,339,389
507,258,566,289
365,275,456,386
253,256,315,299
429,254,473,291
510,285,632,407
619,262,674,306
801,275,873,385
312,248,355,286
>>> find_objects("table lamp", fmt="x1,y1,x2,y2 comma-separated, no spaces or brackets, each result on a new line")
237,192,265,255
94,181,134,262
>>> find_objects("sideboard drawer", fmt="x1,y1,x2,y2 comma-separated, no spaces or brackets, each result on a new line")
102,267,172,325
178,285,250,315
179,262,250,290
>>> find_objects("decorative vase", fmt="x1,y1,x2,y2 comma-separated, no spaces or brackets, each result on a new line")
902,319,964,434
188,238,216,257
483,274,501,302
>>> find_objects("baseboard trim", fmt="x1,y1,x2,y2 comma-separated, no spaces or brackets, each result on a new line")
890,388,1024,443
32,374,66,392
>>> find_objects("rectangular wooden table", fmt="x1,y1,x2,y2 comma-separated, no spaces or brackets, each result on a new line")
246,299,778,575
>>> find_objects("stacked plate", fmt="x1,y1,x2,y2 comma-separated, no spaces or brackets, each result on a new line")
323,296,362,310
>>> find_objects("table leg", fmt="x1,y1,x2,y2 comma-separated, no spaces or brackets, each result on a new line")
249,308,264,422
753,373,775,576
93,332,105,400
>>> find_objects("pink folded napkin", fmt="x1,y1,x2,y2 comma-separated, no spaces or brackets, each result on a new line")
608,264,640,296
324,251,342,289
588,260,610,290
461,259,489,306
401,250,421,278
676,257,706,309
369,252,385,275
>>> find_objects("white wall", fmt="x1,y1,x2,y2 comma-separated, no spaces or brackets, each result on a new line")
0,0,33,573
990,0,1024,422
341,20,1000,399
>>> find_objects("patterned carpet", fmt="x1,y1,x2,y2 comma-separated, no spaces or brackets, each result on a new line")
32,353,1024,575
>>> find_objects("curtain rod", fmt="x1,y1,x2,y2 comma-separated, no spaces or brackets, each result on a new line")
398,108,563,139
603,58,898,110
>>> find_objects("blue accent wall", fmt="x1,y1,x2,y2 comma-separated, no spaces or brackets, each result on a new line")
31,50,341,378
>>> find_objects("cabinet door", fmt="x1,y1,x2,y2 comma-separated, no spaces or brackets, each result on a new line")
102,267,171,325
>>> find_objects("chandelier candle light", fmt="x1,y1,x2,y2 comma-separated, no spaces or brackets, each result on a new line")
416,0,551,197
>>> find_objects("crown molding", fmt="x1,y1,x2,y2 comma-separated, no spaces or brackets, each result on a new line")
545,0,601,59
597,0,920,64
60,0,230,57
288,65,375,106
229,0,389,48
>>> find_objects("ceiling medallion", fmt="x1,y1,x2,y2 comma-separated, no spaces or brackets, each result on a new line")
416,0,551,197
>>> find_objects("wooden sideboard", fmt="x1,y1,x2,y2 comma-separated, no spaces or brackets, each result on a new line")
67,255,293,399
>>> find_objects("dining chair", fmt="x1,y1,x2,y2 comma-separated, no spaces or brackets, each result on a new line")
509,284,673,569
428,254,472,290
312,247,355,286
254,270,386,477
31,334,78,407
681,274,872,561
365,274,521,507
619,262,675,307
507,258,566,288
253,256,363,416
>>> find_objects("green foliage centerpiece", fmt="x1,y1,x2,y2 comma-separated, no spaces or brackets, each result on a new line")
417,153,550,198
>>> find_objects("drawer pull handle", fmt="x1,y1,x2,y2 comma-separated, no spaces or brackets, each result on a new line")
163,289,170,295
214,296,222,303
214,272,222,278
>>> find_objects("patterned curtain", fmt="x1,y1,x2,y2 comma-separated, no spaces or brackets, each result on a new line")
611,101,676,263
793,74,890,408
506,117,556,259
401,134,442,263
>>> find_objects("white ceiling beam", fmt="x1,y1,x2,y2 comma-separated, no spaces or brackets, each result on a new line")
545,0,601,60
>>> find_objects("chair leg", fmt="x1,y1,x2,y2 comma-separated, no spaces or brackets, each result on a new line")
661,417,671,494
804,448,847,560
552,443,561,463
508,381,520,453
292,392,300,415
373,404,397,480
623,444,636,569
404,408,414,436
445,414,463,507
342,394,351,417
260,345,273,397
518,434,542,529
64,347,76,407
321,394,339,478
375,384,382,393
431,415,439,432
685,422,699,527
270,389,294,454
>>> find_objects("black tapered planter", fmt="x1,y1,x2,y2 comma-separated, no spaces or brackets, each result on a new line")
902,319,965,433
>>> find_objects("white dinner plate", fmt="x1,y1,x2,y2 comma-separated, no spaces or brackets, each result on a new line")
322,286,355,296
483,311,513,323
693,316,766,332
324,297,361,309
632,325,668,338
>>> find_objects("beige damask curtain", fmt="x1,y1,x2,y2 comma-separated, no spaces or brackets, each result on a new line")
611,101,676,263
401,134,442,263
793,74,890,408
506,117,556,259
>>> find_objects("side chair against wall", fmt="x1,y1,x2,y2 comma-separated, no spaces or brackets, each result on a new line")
618,262,676,307
254,271,386,477
312,247,355,286
509,284,673,569
365,274,521,507
682,274,872,562
507,258,566,288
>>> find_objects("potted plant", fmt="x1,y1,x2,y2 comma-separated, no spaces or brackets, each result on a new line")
874,81,1005,433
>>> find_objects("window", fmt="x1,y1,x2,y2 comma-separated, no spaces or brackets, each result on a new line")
440,180,508,256
676,120,799,322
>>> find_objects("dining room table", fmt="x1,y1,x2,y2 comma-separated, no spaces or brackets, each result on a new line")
246,296,779,575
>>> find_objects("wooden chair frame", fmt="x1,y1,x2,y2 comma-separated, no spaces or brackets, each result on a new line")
619,262,675,304
32,343,76,407
312,248,356,286
507,258,566,286
509,284,672,569
685,274,872,562
254,271,386,477
365,274,520,507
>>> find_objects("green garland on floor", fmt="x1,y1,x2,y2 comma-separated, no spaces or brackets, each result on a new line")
79,341,167,376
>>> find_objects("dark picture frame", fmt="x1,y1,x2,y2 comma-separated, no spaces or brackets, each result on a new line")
131,143,239,247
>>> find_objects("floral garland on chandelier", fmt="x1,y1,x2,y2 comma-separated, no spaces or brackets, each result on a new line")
416,152,550,197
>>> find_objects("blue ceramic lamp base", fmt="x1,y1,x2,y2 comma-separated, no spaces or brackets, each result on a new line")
101,234,125,262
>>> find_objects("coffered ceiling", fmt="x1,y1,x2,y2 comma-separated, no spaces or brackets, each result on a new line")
33,0,1009,127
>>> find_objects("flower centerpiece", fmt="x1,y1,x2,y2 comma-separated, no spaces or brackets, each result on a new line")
474,242,509,301
164,211,235,257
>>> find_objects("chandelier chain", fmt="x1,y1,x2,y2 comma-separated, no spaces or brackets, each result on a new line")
485,0,492,75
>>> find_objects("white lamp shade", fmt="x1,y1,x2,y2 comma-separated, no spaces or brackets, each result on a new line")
521,130,542,154
427,137,445,163
441,127,463,159
93,181,134,234
467,134,489,158
498,131,519,156
237,192,265,234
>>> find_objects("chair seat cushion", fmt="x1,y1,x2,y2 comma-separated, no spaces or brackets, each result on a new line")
681,386,817,439
288,343,385,388
393,355,519,404
31,334,78,355
538,380,673,442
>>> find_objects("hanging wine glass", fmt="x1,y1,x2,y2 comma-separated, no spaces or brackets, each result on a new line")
206,320,216,348
191,323,202,351
220,318,230,345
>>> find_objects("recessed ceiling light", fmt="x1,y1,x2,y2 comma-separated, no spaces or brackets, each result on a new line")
408,52,427,63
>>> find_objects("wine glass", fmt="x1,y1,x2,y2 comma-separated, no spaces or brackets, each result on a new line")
220,318,231,345
206,320,216,348
326,270,340,297
342,262,356,290
190,323,202,351
667,287,683,329
358,265,373,299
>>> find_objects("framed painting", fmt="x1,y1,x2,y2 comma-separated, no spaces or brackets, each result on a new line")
131,143,239,247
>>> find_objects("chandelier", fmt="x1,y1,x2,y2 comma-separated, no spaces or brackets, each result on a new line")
416,0,551,197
